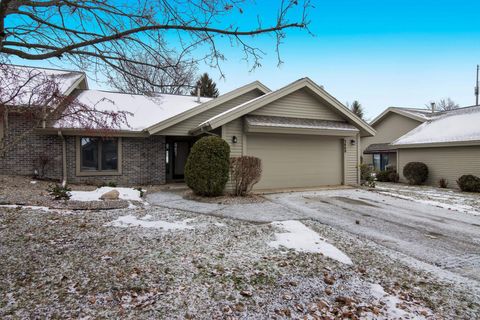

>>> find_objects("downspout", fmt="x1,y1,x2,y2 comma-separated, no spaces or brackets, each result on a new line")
57,130,67,185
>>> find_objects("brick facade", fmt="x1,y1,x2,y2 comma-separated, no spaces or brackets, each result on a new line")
0,114,166,186
0,113,63,180
65,135,166,185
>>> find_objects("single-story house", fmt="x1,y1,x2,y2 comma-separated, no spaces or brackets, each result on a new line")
362,107,436,171
0,65,375,190
361,103,480,188
392,106,480,187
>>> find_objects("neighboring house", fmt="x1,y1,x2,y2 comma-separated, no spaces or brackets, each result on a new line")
392,106,480,188
0,65,375,190
362,107,435,171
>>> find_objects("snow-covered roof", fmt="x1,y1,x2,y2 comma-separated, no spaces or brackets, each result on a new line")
55,89,212,131
370,107,437,126
392,106,480,146
2,65,85,106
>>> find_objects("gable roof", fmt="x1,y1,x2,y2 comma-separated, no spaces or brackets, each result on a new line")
392,105,480,148
2,65,87,107
146,81,270,134
370,107,437,127
190,77,375,136
54,89,212,131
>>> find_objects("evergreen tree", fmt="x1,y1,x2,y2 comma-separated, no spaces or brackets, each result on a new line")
349,100,364,119
191,73,220,98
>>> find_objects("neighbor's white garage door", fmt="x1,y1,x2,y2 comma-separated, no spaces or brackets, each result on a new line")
246,134,343,189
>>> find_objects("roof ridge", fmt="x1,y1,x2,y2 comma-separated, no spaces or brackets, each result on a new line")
74,88,212,99
6,63,85,75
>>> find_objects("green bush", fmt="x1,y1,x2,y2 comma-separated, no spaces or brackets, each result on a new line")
403,162,428,185
376,167,399,183
47,183,71,200
360,164,375,188
457,175,480,192
185,136,230,196
376,170,390,182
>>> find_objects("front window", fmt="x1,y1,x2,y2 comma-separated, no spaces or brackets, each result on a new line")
80,137,119,172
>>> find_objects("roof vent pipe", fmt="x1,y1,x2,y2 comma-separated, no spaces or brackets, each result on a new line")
196,87,201,103
430,102,435,114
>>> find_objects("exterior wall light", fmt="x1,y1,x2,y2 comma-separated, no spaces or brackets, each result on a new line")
350,139,356,146
232,136,238,144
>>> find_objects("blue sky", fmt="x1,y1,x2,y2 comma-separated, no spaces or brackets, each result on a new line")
9,0,480,120
208,0,480,119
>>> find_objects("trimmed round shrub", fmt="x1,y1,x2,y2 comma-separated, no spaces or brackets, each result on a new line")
457,175,480,192
403,162,428,185
184,136,230,197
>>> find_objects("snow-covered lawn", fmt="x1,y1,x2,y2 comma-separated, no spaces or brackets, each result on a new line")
105,214,194,230
269,220,352,264
69,187,144,202
2,204,469,318
375,182,480,215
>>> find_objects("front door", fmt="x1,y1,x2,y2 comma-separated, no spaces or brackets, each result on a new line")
173,141,190,179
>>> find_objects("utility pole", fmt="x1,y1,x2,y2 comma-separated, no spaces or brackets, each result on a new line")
476,64,479,106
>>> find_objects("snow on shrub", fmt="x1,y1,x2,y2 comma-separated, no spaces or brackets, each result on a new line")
457,175,480,192
403,162,428,185
184,136,230,197
230,156,262,196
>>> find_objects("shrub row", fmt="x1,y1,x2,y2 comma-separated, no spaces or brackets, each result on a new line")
185,136,262,197
401,161,480,192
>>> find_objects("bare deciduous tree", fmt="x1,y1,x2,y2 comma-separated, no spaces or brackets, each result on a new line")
0,62,130,156
0,0,311,90
436,98,460,111
427,98,460,111
108,51,197,95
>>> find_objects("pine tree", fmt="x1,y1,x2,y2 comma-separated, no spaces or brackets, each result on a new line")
191,73,220,98
349,100,364,119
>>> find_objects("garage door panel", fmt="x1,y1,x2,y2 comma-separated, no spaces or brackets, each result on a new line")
247,134,343,189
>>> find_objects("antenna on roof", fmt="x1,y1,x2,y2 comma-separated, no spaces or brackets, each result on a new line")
475,65,479,106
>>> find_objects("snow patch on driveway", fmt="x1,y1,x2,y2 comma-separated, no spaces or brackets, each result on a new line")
105,214,194,230
375,183,480,215
269,220,352,264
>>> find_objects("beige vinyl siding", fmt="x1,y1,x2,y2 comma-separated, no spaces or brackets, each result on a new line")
158,89,264,136
398,146,480,188
224,118,244,157
362,113,422,154
344,136,359,185
251,88,344,121
246,134,343,190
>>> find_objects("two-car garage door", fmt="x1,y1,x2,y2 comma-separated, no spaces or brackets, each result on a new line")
246,134,343,189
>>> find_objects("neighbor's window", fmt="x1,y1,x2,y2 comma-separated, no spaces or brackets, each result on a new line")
80,137,119,172
373,153,389,171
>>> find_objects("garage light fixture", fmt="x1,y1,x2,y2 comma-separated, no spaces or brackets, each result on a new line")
350,139,356,146
232,136,238,144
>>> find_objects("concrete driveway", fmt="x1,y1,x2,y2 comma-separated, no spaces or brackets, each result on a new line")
265,188,480,283
148,187,480,284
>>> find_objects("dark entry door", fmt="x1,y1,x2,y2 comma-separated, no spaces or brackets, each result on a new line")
173,141,190,179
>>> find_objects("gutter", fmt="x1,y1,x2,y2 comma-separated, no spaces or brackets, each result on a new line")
57,130,67,184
